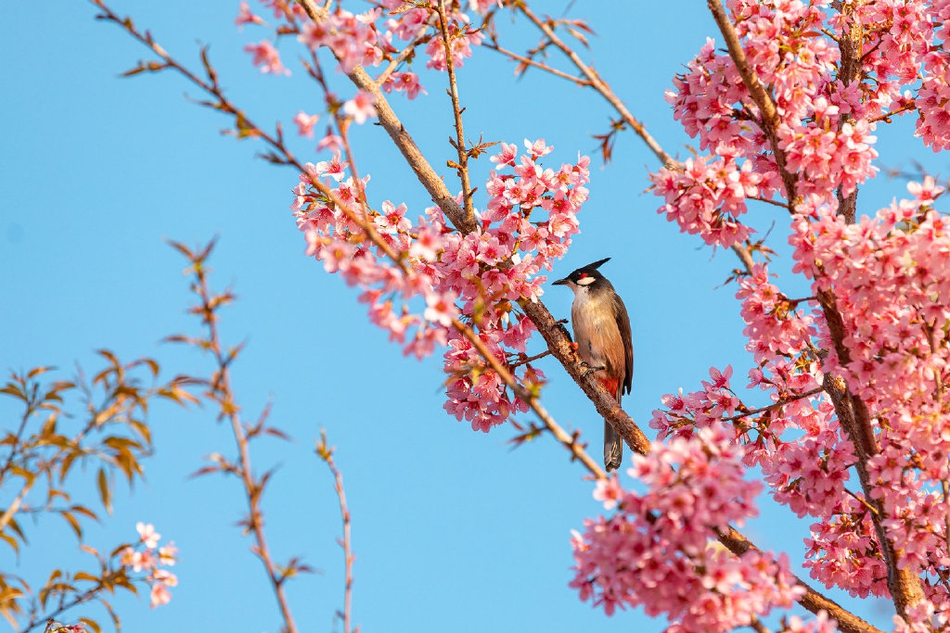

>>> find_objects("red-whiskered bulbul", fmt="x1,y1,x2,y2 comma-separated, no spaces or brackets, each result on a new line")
553,258,633,472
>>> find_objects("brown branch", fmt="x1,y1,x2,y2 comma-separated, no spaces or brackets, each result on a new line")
706,0,799,208
714,526,885,633
514,4,676,168
724,387,823,422
436,0,476,226
186,248,299,633
708,2,923,623
731,242,756,275
749,615,773,633
483,42,591,85
316,431,355,633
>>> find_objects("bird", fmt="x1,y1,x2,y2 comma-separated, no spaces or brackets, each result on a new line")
553,258,633,472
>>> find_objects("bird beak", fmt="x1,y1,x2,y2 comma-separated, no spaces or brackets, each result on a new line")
552,277,569,286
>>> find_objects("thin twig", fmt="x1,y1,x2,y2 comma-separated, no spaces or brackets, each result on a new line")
483,42,591,85
317,431,355,633
435,0,476,227
514,4,675,168
188,258,299,633
724,387,823,422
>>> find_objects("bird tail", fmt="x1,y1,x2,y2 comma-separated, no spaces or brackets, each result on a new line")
604,419,622,472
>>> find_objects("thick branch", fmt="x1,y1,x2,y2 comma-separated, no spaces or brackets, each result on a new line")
521,299,650,456
294,0,475,233
706,0,799,207
714,526,884,633
291,0,651,458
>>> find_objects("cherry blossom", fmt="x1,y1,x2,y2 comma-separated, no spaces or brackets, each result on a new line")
571,426,803,631
119,523,178,609
235,1,265,29
243,40,289,76
342,89,377,125
290,139,586,431
293,111,320,138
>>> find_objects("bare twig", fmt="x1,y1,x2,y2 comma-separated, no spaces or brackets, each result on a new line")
513,5,675,168
724,387,823,422
176,241,298,633
316,431,355,633
483,42,591,85
435,0,476,226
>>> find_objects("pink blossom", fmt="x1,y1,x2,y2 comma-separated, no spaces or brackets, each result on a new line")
343,90,377,125
293,111,320,138
316,130,344,154
149,582,172,608
380,71,427,100
243,40,289,76
424,291,458,327
424,11,483,71
137,522,161,548
297,8,383,74
158,542,178,566
235,1,265,29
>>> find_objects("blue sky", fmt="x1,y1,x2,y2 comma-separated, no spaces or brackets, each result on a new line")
2,1,941,631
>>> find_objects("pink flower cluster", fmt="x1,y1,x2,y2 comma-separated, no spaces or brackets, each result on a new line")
789,182,950,606
298,7,384,74
244,39,290,76
380,71,427,100
650,1,950,612
571,426,804,632
291,141,589,431
651,148,759,247
652,0,950,248
423,10,483,72
238,0,490,92
118,522,178,608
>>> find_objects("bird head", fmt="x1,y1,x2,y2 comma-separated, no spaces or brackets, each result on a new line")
552,257,611,289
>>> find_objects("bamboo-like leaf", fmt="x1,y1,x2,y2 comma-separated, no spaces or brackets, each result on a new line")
60,510,83,540
80,616,102,633
74,571,99,584
97,468,112,514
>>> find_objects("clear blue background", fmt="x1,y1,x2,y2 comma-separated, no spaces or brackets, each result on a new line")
2,1,940,631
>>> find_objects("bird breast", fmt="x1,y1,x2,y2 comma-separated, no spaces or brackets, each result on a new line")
571,287,625,379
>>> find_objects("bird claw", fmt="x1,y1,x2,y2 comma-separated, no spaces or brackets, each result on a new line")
579,361,605,378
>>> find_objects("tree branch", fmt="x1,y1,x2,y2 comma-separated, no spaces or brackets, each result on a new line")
436,0,476,227
514,4,676,168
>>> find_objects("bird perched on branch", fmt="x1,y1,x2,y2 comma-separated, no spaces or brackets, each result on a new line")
553,258,633,471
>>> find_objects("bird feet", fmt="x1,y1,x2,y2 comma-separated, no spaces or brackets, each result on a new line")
579,361,605,378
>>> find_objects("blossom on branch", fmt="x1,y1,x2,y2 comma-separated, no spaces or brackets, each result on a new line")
290,141,587,431
571,426,802,631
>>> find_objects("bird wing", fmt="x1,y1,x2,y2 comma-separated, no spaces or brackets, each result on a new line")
612,292,634,396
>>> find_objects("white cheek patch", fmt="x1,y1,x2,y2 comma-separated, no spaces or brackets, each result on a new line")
576,276,596,286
